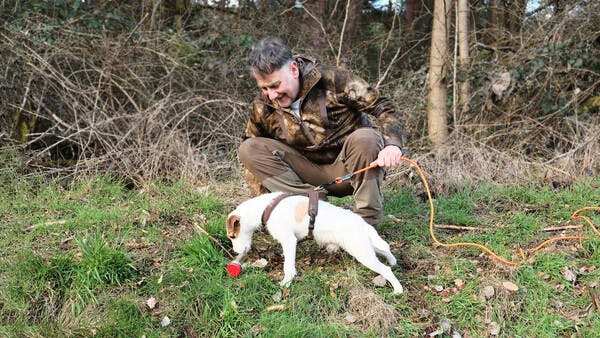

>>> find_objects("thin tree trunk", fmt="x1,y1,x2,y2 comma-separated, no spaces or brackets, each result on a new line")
427,0,450,146
489,0,505,40
509,0,527,33
457,0,470,114
405,0,420,28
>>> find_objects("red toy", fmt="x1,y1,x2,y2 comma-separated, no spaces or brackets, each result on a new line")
226,261,243,277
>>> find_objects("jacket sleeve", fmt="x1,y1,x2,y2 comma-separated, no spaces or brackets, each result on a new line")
244,99,267,139
342,72,405,150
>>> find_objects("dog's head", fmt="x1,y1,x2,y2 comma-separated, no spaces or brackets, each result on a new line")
226,193,277,257
226,211,254,257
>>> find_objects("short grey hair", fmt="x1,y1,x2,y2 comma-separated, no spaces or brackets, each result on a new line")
248,36,293,75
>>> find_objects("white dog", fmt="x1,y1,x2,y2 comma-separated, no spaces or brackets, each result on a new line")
226,192,404,294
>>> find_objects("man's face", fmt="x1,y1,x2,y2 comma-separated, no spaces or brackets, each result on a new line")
253,61,300,108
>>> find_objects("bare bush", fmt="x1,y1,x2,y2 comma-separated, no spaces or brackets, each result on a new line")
1,19,248,186
1,1,598,190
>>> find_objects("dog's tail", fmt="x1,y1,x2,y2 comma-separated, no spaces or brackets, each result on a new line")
366,226,397,266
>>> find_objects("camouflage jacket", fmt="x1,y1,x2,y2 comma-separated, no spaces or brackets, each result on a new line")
245,56,405,164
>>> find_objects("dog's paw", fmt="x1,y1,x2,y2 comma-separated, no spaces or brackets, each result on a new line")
279,279,293,288
393,284,404,294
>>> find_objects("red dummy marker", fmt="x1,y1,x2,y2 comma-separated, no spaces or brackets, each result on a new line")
226,261,242,277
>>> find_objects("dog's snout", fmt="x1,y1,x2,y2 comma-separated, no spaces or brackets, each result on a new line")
228,234,236,239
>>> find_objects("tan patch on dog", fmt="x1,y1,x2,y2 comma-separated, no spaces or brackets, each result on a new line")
295,201,308,223
226,214,240,238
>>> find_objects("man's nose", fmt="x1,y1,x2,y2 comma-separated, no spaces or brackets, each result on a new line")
267,88,279,100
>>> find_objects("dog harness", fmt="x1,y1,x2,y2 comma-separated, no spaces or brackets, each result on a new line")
261,191,320,240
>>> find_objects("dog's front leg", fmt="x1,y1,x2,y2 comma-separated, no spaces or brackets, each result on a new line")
279,239,298,287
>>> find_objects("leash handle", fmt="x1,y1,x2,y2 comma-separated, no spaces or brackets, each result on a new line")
334,163,379,184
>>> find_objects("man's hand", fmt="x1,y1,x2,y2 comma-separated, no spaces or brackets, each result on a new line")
371,145,403,167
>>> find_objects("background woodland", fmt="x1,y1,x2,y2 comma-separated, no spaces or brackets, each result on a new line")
1,0,598,189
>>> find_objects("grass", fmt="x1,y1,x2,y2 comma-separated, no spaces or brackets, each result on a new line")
1,153,599,336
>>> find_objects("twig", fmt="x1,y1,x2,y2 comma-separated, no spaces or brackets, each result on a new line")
194,222,234,259
542,225,584,232
301,6,336,57
434,224,485,231
336,0,351,67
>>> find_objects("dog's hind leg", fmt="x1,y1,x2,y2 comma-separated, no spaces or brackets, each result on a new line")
352,250,404,294
367,229,397,266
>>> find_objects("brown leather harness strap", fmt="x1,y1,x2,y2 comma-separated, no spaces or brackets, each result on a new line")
261,193,301,226
261,192,320,240
306,191,319,239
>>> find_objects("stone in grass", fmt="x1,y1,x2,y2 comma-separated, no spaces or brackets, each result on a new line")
481,285,495,299
160,316,171,327
502,281,519,292
372,275,387,287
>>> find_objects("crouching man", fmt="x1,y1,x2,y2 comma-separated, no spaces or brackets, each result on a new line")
238,36,406,226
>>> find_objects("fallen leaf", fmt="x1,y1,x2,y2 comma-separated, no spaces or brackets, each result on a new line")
146,297,157,309
344,313,356,323
440,319,452,333
21,223,35,233
454,278,465,289
489,321,501,335
429,329,443,337
433,285,444,292
579,265,596,275
160,316,170,327
563,268,577,283
502,281,519,292
251,258,268,268
266,304,285,311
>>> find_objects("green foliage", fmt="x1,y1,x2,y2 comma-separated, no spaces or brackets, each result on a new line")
1,156,599,336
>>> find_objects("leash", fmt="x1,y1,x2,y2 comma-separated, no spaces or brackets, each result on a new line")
400,157,599,267
323,159,600,267
314,163,379,191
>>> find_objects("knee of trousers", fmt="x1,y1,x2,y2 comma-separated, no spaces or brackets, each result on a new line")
344,128,384,158
237,138,271,168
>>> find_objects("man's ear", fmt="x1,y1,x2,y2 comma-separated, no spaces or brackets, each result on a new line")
289,60,299,78
226,214,241,239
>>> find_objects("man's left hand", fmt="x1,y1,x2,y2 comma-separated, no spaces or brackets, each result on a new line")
371,145,403,167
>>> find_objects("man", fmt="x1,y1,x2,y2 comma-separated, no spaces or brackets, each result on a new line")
238,36,405,226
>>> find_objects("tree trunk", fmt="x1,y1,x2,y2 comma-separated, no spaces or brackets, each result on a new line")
405,0,420,29
509,0,527,33
457,0,470,114
489,0,505,41
307,0,327,51
427,0,450,146
341,0,362,55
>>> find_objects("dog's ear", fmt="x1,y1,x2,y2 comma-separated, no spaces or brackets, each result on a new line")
226,214,241,239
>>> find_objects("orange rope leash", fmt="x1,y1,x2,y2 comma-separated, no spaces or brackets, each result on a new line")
400,157,599,267
334,163,379,184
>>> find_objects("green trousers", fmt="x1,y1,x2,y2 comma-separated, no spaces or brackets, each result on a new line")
238,128,384,225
